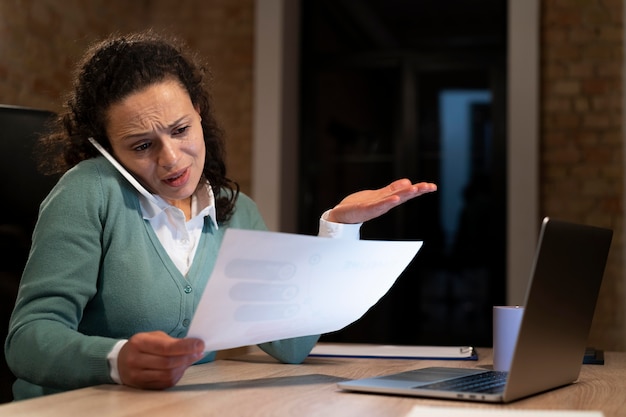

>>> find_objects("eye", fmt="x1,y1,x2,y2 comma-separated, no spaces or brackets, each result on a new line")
133,142,151,152
173,125,190,136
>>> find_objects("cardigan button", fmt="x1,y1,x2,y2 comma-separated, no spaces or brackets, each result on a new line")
184,285,192,294
182,319,190,327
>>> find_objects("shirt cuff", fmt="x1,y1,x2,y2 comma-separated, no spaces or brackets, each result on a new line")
107,339,128,384
319,210,362,239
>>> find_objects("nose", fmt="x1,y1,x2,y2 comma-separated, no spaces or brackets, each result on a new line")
158,138,180,169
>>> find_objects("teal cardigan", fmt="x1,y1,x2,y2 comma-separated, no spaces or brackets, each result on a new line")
5,157,319,400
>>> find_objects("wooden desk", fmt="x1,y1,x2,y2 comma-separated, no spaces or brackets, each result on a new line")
0,347,624,416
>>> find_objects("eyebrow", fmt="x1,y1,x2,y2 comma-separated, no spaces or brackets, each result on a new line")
120,116,191,142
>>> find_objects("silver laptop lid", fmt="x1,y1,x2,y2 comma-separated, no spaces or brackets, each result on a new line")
504,217,612,402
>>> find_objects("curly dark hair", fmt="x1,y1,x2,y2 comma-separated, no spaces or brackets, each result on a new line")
38,30,239,223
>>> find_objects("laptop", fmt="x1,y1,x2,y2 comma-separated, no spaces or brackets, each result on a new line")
337,217,613,403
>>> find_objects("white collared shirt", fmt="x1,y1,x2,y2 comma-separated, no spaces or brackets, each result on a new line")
138,181,218,276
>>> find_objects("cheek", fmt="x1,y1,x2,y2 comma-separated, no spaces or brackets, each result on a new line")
190,139,206,165
114,155,155,182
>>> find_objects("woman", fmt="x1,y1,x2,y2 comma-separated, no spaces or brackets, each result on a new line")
4,31,436,400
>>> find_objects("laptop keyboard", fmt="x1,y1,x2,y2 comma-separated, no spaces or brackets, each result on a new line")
415,371,508,394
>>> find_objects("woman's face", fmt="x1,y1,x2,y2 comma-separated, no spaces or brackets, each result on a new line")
105,79,206,208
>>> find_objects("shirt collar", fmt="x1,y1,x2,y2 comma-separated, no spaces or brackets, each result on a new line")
137,180,219,230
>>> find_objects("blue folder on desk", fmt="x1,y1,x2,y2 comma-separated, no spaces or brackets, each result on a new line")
309,343,478,361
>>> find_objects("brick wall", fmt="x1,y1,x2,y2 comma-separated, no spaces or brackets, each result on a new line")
541,0,624,350
0,0,254,193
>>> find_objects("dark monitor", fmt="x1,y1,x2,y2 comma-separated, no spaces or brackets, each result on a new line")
0,104,58,241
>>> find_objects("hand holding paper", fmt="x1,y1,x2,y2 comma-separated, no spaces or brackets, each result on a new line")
187,229,422,352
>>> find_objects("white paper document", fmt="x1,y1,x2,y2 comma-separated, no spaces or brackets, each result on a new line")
187,229,422,352
406,406,604,417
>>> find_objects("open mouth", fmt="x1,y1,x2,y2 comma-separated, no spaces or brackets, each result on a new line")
163,168,190,187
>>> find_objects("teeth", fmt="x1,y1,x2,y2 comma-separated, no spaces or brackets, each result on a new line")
168,172,184,181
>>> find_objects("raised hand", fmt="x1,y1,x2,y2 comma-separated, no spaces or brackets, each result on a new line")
326,179,437,224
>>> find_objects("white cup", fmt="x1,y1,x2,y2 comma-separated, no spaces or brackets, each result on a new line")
493,305,524,372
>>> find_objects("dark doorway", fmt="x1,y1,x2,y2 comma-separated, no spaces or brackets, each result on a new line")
298,0,507,347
